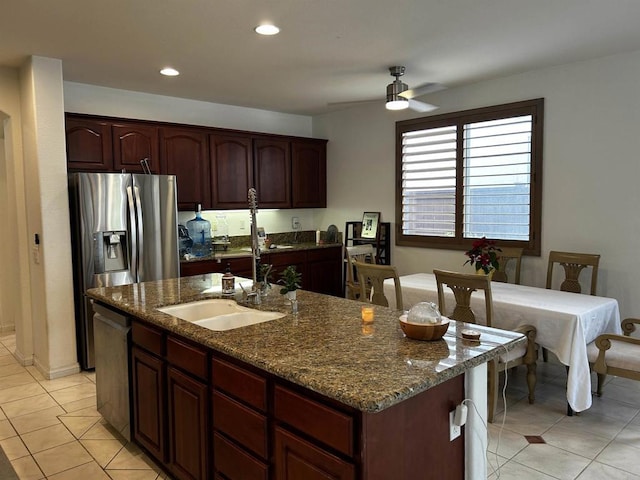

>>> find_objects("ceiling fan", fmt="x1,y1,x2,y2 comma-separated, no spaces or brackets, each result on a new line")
329,66,446,112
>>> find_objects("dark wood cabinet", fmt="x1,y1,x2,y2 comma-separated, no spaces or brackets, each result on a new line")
267,250,307,289
65,117,112,171
291,141,327,208
112,122,160,173
167,366,208,480
180,256,254,279
274,426,355,480
253,138,291,208
65,113,327,210
306,246,343,296
210,134,253,209
160,127,210,211
131,346,166,462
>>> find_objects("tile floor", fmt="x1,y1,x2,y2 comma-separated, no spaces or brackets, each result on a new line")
0,333,167,480
0,331,639,479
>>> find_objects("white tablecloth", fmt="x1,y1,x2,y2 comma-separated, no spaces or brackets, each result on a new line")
384,273,622,412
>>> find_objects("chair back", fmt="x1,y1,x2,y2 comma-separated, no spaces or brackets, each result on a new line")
492,247,523,284
546,251,600,295
434,269,493,327
353,261,403,310
344,245,376,300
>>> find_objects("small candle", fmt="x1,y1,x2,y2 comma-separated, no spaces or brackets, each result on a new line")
361,305,375,324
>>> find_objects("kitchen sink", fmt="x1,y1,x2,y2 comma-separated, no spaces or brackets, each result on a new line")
157,299,286,331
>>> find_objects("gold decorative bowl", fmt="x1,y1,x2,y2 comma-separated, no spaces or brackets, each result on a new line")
399,315,450,341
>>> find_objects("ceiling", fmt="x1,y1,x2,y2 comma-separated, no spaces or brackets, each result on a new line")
3,1,640,116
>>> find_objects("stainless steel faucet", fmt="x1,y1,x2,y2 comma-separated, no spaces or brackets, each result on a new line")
247,188,261,304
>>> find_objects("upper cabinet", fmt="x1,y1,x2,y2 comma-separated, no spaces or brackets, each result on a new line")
112,122,160,173
210,134,253,209
292,140,327,208
66,117,112,171
253,138,291,209
65,114,327,210
160,127,210,211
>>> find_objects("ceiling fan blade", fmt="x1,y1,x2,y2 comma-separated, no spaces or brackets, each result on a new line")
408,99,439,113
400,82,447,99
327,98,381,108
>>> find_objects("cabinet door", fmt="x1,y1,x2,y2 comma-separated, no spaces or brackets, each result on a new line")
254,138,291,208
274,426,355,480
65,116,113,171
305,247,342,296
210,134,253,209
131,346,166,462
269,251,306,289
291,141,327,208
167,366,208,480
161,128,210,211
113,122,160,173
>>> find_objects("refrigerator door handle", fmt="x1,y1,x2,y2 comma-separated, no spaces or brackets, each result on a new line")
133,185,145,282
126,185,138,279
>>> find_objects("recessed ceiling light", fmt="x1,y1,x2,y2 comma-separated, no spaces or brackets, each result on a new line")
160,67,180,77
255,24,280,36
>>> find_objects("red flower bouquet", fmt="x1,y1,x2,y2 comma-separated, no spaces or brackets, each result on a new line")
464,237,501,274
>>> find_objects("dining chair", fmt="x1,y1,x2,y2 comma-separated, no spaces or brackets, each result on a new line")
587,318,640,396
353,261,403,310
345,244,377,300
492,246,523,284
546,251,600,295
543,250,601,362
433,269,537,423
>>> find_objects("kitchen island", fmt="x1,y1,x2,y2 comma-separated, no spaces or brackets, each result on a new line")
87,274,525,480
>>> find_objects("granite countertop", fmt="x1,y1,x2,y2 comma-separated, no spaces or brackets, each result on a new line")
181,242,343,263
87,274,524,413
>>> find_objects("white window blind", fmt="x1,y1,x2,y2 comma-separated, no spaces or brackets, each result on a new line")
463,115,532,240
401,125,457,236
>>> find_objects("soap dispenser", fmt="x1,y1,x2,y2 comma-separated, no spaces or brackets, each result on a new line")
222,263,235,295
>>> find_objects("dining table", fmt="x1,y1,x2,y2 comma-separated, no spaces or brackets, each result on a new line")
383,273,622,413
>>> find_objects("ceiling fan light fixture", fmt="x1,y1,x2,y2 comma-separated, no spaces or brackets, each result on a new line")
386,77,409,110
255,24,280,35
386,97,409,110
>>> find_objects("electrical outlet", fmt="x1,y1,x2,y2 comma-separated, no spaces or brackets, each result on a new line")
292,217,300,230
449,410,461,441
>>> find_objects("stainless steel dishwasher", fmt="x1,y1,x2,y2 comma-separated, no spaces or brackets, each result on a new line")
93,302,131,441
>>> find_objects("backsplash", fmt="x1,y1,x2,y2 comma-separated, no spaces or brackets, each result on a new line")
177,208,323,237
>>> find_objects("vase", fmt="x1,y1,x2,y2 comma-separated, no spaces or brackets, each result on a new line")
476,268,495,280
284,290,297,304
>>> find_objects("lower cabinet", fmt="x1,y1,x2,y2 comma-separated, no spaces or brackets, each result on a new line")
180,246,343,297
167,367,208,480
274,426,355,480
131,346,165,462
129,318,464,480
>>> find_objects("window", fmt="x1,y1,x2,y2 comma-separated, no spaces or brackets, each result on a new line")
396,99,543,254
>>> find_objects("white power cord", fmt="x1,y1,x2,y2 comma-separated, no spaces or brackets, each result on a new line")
458,339,512,479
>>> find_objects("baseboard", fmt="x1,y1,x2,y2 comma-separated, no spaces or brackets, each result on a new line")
13,348,33,366
0,325,15,334
33,357,81,380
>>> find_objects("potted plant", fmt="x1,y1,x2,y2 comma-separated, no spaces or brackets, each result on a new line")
278,265,302,302
463,237,501,276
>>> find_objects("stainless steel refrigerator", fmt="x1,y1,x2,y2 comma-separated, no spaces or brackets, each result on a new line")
69,172,179,369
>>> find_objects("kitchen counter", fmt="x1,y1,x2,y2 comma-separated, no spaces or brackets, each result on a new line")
180,241,343,263
87,273,524,413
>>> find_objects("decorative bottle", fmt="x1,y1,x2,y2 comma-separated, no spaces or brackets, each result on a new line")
222,263,235,295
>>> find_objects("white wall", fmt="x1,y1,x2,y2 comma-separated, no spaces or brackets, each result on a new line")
0,66,33,361
314,49,640,319
20,57,78,378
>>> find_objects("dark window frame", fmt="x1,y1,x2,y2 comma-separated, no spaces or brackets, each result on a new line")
395,98,544,255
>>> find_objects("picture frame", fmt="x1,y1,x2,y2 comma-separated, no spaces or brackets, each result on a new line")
361,212,380,239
